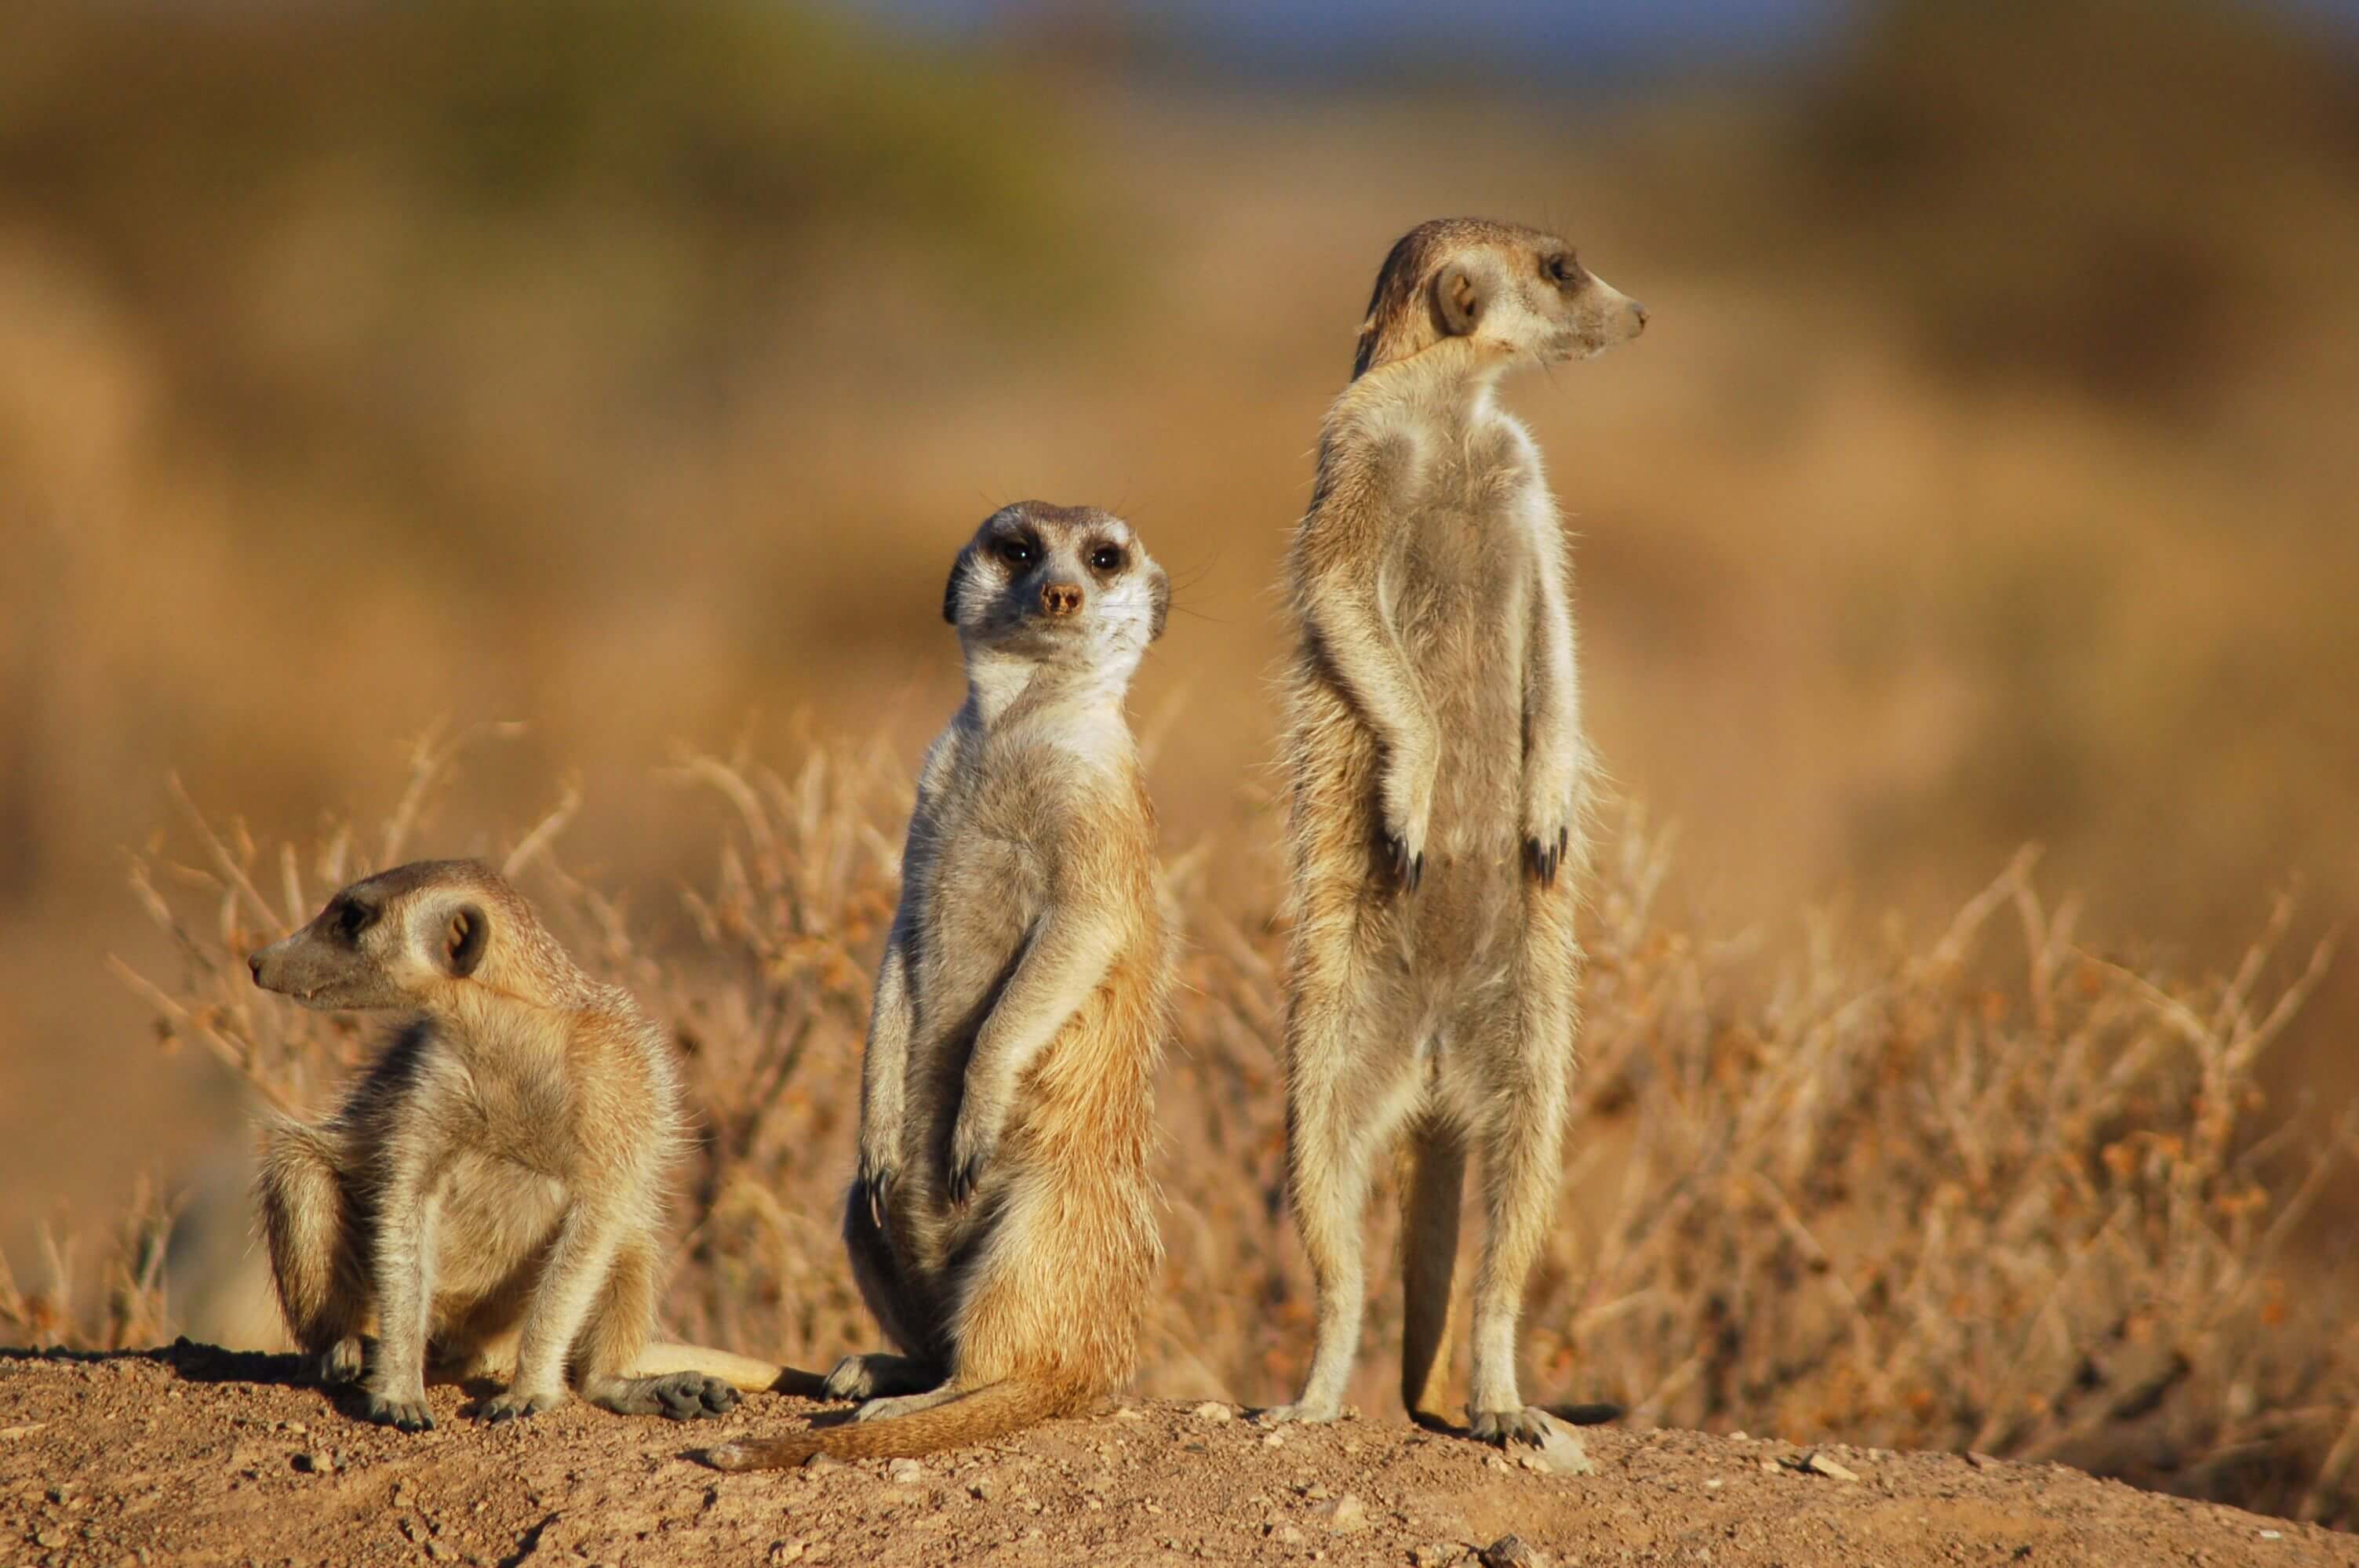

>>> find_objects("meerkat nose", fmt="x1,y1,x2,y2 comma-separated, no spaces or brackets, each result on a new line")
247,954,266,984
1629,300,1650,330
1041,582,1083,617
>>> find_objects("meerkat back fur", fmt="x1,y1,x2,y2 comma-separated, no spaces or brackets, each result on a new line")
702,501,1174,1471
1267,218,1647,1445
249,860,774,1429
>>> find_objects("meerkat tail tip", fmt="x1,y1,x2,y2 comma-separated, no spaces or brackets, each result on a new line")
697,1443,747,1472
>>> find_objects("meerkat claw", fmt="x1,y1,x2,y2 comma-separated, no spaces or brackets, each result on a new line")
945,1154,982,1206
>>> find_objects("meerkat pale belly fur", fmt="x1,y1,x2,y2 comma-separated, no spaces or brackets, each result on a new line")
703,501,1174,1471
248,860,797,1431
1267,219,1647,1445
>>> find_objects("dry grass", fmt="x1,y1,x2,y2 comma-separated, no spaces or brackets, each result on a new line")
4,728,2351,1526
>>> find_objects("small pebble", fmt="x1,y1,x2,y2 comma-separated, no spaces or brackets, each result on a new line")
886,1459,925,1485
1802,1451,1861,1483
1192,1402,1234,1424
1480,1537,1549,1568
1316,1493,1367,1533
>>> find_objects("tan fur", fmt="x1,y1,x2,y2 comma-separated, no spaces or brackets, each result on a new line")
1265,220,1646,1446
701,502,1173,1472
248,860,795,1429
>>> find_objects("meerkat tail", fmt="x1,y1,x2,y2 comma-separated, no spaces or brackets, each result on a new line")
629,1341,830,1397
697,1378,1076,1471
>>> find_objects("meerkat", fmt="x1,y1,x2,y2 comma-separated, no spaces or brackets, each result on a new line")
249,859,795,1429
700,501,1173,1472
1263,218,1647,1446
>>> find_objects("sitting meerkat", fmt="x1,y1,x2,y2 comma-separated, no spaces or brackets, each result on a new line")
249,860,796,1429
701,501,1174,1471
1265,219,1646,1445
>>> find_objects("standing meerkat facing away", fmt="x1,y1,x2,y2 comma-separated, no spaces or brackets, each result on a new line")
701,501,1174,1472
249,860,792,1429
1266,218,1647,1446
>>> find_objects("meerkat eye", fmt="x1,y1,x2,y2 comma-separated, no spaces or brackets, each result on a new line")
1546,253,1579,286
335,900,373,940
996,536,1037,567
1090,545,1124,573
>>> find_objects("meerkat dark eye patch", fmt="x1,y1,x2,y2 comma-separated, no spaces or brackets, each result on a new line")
443,904,486,978
334,899,376,943
1087,543,1126,574
993,533,1040,568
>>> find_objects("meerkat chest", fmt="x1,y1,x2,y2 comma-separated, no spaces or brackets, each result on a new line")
906,773,1053,1028
1382,424,1546,688
446,1044,585,1177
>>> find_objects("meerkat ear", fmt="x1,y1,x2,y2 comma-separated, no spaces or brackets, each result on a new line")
942,548,972,626
1435,262,1483,337
442,904,486,979
1148,564,1170,643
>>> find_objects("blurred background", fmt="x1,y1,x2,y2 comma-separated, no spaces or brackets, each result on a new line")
2,0,2356,1323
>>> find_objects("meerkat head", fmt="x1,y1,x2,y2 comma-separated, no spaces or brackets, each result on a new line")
941,501,1170,685
1352,217,1647,380
248,859,524,1012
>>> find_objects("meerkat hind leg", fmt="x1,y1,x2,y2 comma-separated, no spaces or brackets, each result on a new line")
1264,991,1419,1425
1464,985,1575,1446
256,1119,369,1388
567,1236,737,1421
1398,1116,1467,1428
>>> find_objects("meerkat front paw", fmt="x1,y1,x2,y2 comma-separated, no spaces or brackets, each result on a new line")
1378,751,1436,892
1523,825,1571,890
361,1388,435,1432
316,1337,367,1388
1522,753,1580,890
1469,1406,1551,1447
945,1102,1003,1206
853,1145,900,1232
1256,1398,1346,1426
481,1385,566,1424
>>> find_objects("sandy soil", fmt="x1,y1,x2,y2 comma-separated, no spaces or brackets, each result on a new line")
2,1344,2350,1568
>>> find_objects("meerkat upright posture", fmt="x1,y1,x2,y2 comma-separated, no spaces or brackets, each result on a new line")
249,860,773,1429
1266,219,1647,1446
702,502,1173,1472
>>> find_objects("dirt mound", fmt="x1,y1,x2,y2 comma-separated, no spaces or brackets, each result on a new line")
2,1344,2348,1568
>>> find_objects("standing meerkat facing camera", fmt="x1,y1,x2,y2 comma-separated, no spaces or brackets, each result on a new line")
1266,219,1647,1446
249,860,792,1430
701,502,1173,1472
